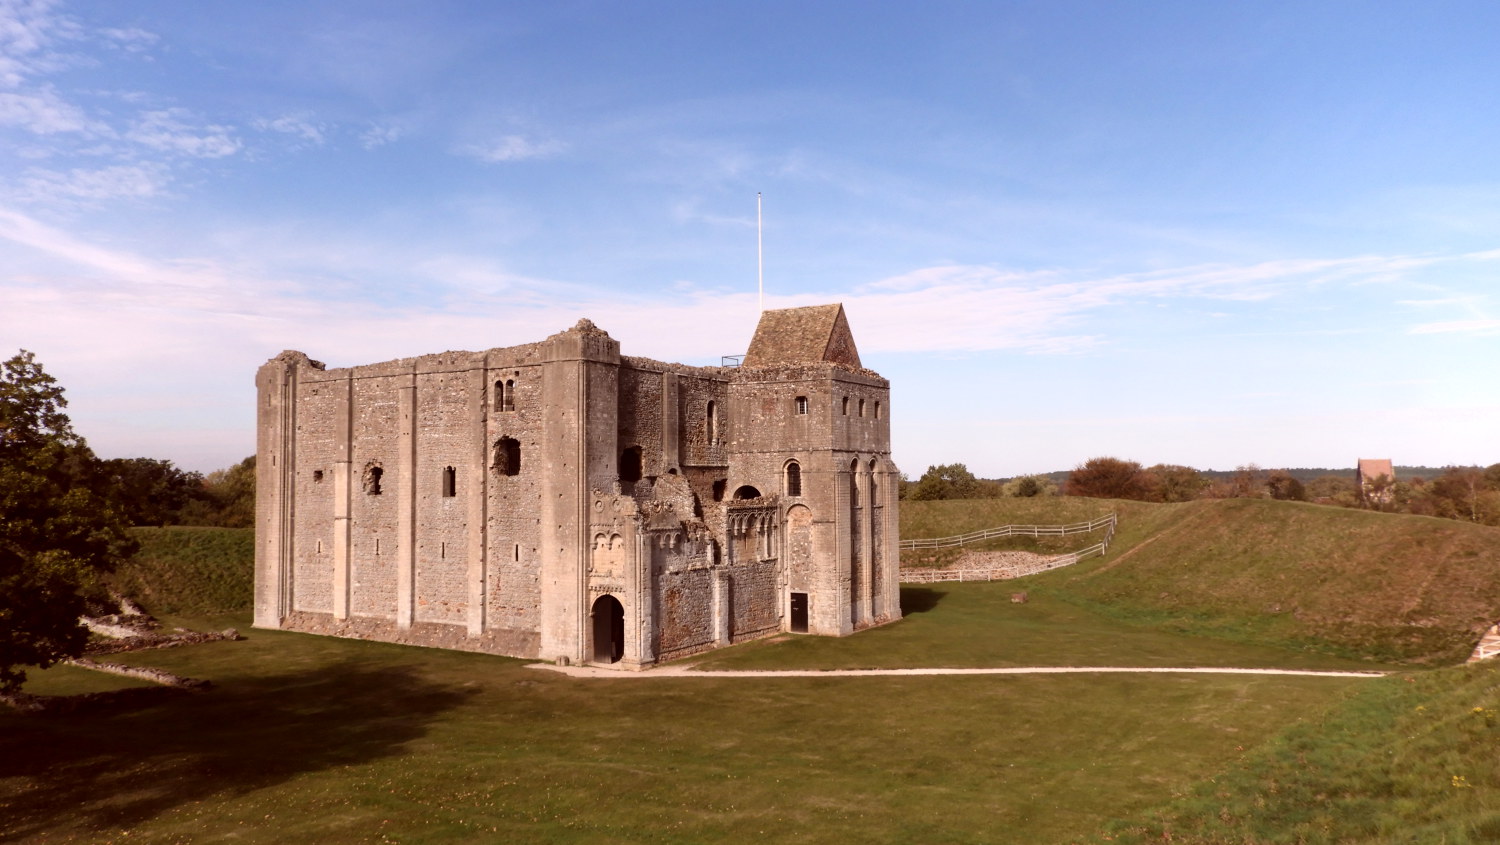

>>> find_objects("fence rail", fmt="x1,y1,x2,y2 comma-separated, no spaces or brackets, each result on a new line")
898,513,1117,584
899,513,1116,551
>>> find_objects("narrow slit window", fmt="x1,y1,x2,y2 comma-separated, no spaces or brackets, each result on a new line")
858,398,866,417
503,379,515,411
442,466,457,497
875,401,882,420
706,400,718,444
842,396,849,415
493,379,505,412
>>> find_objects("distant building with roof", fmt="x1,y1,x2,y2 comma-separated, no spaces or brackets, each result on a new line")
1356,458,1396,505
254,304,902,669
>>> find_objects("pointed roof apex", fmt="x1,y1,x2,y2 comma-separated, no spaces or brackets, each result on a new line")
743,303,862,368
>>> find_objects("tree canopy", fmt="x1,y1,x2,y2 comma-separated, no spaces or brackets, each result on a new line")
906,463,981,501
0,350,136,692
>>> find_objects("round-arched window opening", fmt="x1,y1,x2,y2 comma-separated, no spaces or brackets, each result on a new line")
732,485,762,500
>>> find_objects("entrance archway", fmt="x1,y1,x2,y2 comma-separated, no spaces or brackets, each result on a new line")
591,595,625,664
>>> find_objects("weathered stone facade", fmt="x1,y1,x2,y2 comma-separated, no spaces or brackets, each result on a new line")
255,304,901,668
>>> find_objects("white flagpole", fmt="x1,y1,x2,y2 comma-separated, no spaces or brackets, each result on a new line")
757,192,764,313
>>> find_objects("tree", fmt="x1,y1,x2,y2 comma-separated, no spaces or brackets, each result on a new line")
907,463,980,501
1002,474,1057,498
1065,457,1150,500
177,455,256,527
1144,464,1208,503
99,456,205,526
0,350,136,692
1265,469,1307,502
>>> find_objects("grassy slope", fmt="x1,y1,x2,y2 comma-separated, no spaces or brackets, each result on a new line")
109,527,254,615
903,497,1500,665
1106,660,1500,843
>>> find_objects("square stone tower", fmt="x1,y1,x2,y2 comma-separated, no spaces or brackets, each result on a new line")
254,304,900,667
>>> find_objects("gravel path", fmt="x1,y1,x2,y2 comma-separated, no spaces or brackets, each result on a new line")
528,663,1388,680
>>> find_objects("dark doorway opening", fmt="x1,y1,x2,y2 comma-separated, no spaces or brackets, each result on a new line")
591,595,625,664
790,592,809,633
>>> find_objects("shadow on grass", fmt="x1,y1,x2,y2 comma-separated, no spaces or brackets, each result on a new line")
900,587,946,614
0,661,475,841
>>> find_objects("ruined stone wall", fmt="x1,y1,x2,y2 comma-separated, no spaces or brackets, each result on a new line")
679,371,730,468
290,382,338,615
730,558,779,639
617,364,663,485
412,360,476,625
484,350,545,636
655,565,713,660
348,371,404,619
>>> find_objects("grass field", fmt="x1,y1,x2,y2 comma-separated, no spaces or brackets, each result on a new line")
3,593,1382,844
7,500,1500,841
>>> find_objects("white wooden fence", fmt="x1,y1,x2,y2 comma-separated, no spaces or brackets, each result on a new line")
899,513,1117,584
899,513,1117,550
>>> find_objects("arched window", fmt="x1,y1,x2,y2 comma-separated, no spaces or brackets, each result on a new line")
442,466,456,497
503,379,515,412
858,398,866,417
874,400,882,420
784,460,802,497
868,458,879,502
732,485,762,500
493,437,521,476
706,400,718,444
794,396,809,415
849,459,860,506
841,396,849,415
493,380,504,412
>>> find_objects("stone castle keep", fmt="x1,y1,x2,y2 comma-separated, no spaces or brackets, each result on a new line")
254,304,901,668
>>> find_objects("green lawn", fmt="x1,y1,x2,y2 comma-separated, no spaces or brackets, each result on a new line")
691,584,1397,673
3,590,1381,845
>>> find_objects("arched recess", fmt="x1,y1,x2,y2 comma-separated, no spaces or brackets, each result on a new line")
732,485,762,500
591,594,625,664
620,445,643,484
493,437,521,476
784,460,802,497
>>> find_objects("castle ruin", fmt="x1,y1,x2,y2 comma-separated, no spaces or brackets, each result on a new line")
254,304,901,668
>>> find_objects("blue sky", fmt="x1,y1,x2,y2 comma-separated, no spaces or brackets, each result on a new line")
2,0,1496,477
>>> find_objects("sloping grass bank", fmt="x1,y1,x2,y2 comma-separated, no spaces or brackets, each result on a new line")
109,526,253,615
1105,660,1500,843
904,496,1500,664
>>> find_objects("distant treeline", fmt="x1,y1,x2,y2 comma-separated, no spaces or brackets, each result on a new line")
98,455,255,528
903,459,1500,527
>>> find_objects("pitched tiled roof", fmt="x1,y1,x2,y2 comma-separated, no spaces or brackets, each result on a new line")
742,304,862,368
1356,458,1395,482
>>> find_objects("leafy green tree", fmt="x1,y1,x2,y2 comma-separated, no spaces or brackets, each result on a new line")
1066,457,1150,500
1265,469,1307,502
1144,464,1208,502
0,350,136,692
99,457,206,526
907,463,980,501
176,455,256,527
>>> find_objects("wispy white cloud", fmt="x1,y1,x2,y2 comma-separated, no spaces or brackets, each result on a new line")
360,122,401,149
462,134,564,163
1408,319,1500,335
0,87,94,132
126,108,240,158
255,113,325,146
18,162,168,202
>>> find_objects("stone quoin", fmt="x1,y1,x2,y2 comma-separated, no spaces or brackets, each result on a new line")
254,304,901,668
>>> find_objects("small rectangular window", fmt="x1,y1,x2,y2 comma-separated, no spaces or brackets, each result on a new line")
794,396,809,415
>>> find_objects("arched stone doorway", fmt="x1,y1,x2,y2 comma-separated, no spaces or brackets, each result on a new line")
591,594,625,664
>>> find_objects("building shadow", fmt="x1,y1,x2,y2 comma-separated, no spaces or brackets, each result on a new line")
0,661,476,841
899,586,945,615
